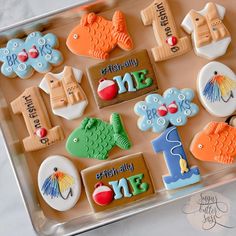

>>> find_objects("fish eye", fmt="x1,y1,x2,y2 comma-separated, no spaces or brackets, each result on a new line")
198,144,203,149
73,34,78,39
73,138,78,143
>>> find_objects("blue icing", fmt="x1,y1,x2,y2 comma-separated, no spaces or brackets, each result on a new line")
152,126,201,189
0,31,63,79
134,88,199,133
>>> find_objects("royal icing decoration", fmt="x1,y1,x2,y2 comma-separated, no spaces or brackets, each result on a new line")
134,88,199,133
197,61,236,117
181,2,231,60
152,126,201,190
0,32,63,79
87,50,157,108
39,66,88,120
10,87,65,151
190,122,236,164
66,113,131,160
140,0,191,62
38,155,81,211
81,153,154,212
66,11,133,59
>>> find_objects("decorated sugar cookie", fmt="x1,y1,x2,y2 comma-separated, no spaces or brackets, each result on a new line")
141,0,191,62
181,2,231,60
190,122,236,164
0,31,63,79
39,66,88,120
66,113,131,160
87,50,157,108
134,88,199,133
197,62,236,117
66,11,133,60
81,153,154,212
152,126,201,190
38,155,81,211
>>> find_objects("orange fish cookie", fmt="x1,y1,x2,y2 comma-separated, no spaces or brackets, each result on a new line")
190,122,236,164
66,11,133,59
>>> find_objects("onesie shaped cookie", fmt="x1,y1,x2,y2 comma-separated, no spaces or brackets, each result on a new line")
39,66,88,120
38,155,81,211
190,122,236,164
152,126,201,190
140,0,191,62
0,32,63,79
181,2,231,60
66,113,131,160
66,11,133,59
11,87,64,152
197,62,236,117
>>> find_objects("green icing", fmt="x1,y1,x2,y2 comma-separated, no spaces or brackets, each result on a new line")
127,173,149,195
66,113,131,160
131,69,153,90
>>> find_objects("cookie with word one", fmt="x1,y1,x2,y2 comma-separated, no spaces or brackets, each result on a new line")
0,32,63,79
152,126,201,190
38,155,81,211
66,113,131,160
197,62,236,117
181,2,231,60
87,49,157,108
10,87,64,151
81,153,154,212
66,11,133,60
140,0,191,62
39,66,88,120
190,122,236,164
134,88,199,133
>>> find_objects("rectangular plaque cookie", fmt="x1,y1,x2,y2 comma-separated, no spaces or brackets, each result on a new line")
87,49,158,108
81,153,154,212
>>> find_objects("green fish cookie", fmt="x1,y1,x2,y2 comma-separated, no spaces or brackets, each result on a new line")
66,113,131,160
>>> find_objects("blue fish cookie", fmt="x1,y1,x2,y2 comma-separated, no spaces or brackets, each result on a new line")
0,31,63,79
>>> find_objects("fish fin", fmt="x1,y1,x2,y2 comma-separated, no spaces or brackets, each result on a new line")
80,117,96,130
112,11,133,51
88,49,109,59
80,117,90,129
80,13,96,26
215,155,234,164
204,122,218,135
95,151,108,160
111,113,131,150
215,122,229,134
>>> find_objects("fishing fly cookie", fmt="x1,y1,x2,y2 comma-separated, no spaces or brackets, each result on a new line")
87,49,157,108
134,88,199,133
152,126,201,190
10,87,64,152
66,11,133,59
39,66,88,120
140,0,191,62
81,153,154,212
66,113,131,160
38,155,81,211
197,62,236,117
0,31,63,79
181,2,231,60
190,122,236,164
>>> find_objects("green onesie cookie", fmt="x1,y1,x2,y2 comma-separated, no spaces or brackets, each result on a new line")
66,113,131,160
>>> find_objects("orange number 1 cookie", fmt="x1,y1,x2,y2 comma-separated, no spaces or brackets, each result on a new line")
141,0,191,62
66,11,133,60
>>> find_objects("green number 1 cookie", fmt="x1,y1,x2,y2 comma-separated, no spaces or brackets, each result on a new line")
66,113,131,160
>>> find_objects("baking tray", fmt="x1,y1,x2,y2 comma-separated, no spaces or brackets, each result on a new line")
0,0,236,235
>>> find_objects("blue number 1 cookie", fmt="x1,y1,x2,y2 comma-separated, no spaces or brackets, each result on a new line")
0,31,63,79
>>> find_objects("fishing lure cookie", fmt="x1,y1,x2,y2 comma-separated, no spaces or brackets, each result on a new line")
181,2,231,60
66,113,131,160
197,61,236,117
0,31,63,79
81,153,154,212
190,122,236,164
39,66,88,120
66,11,133,59
38,155,81,211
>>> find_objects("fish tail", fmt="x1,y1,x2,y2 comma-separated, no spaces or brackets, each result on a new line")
111,113,131,150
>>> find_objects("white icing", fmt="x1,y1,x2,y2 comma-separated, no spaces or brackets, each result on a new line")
181,3,231,60
197,61,236,117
